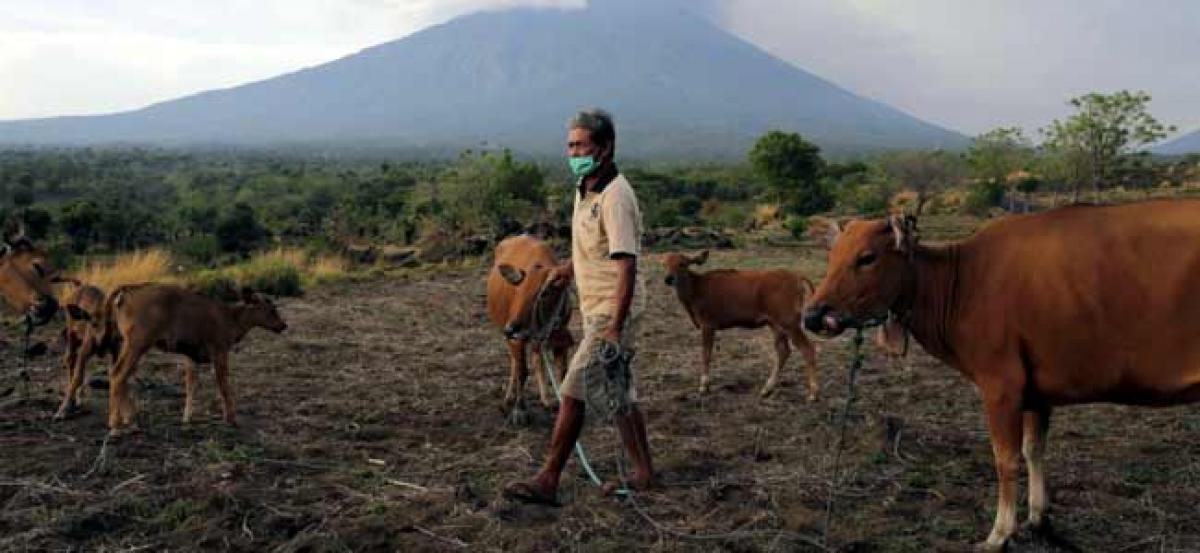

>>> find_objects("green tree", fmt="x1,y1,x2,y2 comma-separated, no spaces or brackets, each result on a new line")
880,150,965,215
59,200,102,253
967,127,1034,211
1042,90,1175,202
749,131,830,215
216,203,268,255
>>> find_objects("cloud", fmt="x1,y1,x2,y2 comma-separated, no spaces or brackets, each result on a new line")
0,0,584,120
714,0,1200,136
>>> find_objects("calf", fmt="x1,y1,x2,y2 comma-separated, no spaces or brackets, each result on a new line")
54,279,121,419
486,235,573,423
663,250,820,400
72,283,287,436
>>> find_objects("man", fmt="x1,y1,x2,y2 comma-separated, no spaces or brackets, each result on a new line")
504,108,654,505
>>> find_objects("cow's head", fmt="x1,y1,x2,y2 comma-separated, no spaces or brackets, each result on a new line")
239,287,288,333
662,250,708,287
496,261,567,341
0,225,60,326
803,214,918,336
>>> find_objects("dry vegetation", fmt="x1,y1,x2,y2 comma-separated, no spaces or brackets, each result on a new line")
2,215,1199,552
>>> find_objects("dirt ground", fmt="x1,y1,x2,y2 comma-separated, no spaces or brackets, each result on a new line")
2,227,1199,552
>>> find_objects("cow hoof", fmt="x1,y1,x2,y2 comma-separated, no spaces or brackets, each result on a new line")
53,404,81,421
759,387,776,398
25,342,48,357
108,425,139,439
974,537,1008,552
805,393,819,403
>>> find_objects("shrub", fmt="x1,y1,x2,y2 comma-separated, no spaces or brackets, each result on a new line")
962,181,1005,216
230,255,303,297
176,234,220,266
71,249,176,297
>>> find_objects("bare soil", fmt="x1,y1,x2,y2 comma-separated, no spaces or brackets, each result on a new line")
2,232,1198,552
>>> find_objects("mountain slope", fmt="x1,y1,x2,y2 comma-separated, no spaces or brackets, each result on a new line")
0,3,967,157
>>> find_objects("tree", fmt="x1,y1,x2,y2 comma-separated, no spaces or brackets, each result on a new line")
216,203,268,255
59,200,102,253
967,127,1033,211
1041,90,1175,202
880,150,964,215
749,131,830,215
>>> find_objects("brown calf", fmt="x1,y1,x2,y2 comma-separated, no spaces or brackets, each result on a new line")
663,250,820,400
54,280,120,419
72,283,287,436
486,235,573,423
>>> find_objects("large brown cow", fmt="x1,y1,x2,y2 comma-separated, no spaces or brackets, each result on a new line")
803,201,1200,551
663,250,821,400
72,283,287,436
486,235,573,423
54,280,120,419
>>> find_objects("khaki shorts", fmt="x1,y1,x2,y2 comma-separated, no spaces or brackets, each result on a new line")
559,313,640,403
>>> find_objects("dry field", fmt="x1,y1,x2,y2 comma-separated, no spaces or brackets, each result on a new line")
2,216,1198,552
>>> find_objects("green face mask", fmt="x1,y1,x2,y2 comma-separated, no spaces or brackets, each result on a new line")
569,155,600,179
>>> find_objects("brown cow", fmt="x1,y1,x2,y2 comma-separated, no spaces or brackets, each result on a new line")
72,283,287,436
486,235,573,423
0,228,60,348
54,280,120,419
663,250,820,400
803,201,1200,551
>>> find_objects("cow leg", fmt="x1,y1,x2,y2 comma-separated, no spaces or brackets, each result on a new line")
501,340,530,422
108,342,148,435
550,330,571,386
530,343,555,410
787,326,820,402
699,327,714,393
980,387,1024,552
181,358,198,424
1023,407,1052,531
212,349,236,426
55,336,89,419
762,327,790,398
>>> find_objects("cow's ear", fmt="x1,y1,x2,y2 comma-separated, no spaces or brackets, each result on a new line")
807,216,843,249
497,264,525,286
66,304,90,321
888,214,919,253
690,250,709,266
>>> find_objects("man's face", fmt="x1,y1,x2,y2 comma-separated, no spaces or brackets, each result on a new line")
567,127,598,158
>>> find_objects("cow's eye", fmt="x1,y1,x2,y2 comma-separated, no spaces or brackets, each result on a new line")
856,253,876,268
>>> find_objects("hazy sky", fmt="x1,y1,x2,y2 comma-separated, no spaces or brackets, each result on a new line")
2,0,1196,137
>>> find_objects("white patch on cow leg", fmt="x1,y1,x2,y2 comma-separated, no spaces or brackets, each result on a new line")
983,498,1017,552
699,327,714,393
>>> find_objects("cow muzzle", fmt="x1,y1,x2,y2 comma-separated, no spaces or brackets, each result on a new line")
803,303,849,336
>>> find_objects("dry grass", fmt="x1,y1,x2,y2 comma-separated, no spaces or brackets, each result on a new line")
61,249,178,298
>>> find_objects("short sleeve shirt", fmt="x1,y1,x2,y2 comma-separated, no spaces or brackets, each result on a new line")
572,173,646,318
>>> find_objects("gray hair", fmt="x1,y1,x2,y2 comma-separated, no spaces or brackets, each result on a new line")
568,108,616,153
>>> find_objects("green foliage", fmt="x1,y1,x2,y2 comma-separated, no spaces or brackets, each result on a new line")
879,150,965,214
232,257,303,297
1041,90,1175,200
967,127,1033,186
963,181,1005,216
176,234,221,265
216,203,268,255
749,131,831,215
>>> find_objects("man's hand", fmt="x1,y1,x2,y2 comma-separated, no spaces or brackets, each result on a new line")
548,262,574,286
